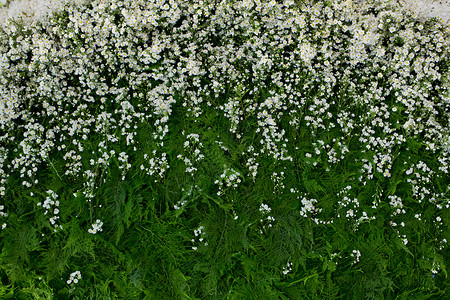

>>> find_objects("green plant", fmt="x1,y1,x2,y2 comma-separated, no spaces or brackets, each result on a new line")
0,0,448,298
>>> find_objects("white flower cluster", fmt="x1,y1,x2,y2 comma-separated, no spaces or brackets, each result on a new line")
244,145,259,182
81,169,96,202
373,153,393,178
94,141,113,172
299,196,321,219
438,238,447,251
400,234,408,245
387,195,405,216
360,158,374,183
1,202,6,229
321,137,350,165
117,151,131,181
191,225,207,251
0,204,7,218
63,149,83,176
142,151,169,182
0,149,8,196
282,261,293,275
336,185,377,230
67,270,81,285
350,249,361,265
174,199,187,211
271,171,285,194
431,261,441,275
177,133,204,175
258,202,269,215
354,211,376,231
259,203,275,234
88,219,103,234
214,167,241,196
37,190,62,232
220,98,243,134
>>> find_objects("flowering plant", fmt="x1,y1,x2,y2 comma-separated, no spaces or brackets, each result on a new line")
0,0,448,298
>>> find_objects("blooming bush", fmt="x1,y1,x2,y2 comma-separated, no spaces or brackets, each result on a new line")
0,0,449,298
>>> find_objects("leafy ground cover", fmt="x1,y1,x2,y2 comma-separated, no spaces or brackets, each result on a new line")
0,0,449,298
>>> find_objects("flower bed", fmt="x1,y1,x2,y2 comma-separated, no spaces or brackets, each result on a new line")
0,0,449,298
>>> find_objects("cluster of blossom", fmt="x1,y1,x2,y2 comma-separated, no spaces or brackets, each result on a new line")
191,225,207,251
282,261,293,275
323,137,349,165
255,106,292,162
173,199,187,211
177,133,204,175
330,252,341,264
338,194,360,211
359,158,374,184
0,204,6,217
232,209,239,220
299,195,322,219
244,145,259,182
81,169,96,202
36,190,62,232
338,186,376,230
259,203,272,215
270,171,285,194
406,161,436,203
1,202,6,229
350,249,361,265
0,149,7,197
304,152,318,167
387,195,405,216
431,261,441,276
400,234,408,246
67,270,81,285
220,98,243,134
214,167,242,196
141,150,169,182
63,149,83,176
87,219,103,234
95,142,114,173
373,152,393,178
437,238,447,251
117,151,131,181
259,203,275,234
390,219,409,246
389,221,405,228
